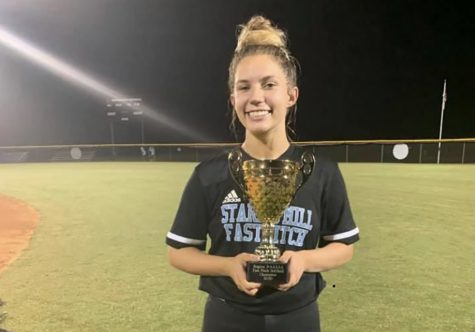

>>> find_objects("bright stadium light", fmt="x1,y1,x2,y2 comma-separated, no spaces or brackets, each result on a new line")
0,24,122,98
0,24,210,141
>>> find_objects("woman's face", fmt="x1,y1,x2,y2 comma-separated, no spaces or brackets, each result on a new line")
230,54,298,139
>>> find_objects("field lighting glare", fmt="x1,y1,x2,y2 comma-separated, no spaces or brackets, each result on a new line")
0,24,210,141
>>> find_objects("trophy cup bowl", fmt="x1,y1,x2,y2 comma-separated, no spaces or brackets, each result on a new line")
228,150,315,285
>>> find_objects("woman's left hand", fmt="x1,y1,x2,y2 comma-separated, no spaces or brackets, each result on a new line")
277,250,306,291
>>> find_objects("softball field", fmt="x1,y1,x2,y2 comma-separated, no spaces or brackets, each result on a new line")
0,162,473,331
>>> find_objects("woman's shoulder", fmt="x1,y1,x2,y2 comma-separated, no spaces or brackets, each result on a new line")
193,150,232,186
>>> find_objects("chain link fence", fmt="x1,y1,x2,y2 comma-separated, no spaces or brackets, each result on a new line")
0,139,474,164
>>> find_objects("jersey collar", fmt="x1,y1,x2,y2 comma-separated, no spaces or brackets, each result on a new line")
239,144,296,161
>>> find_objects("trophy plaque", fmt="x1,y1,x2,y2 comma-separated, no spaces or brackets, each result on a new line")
228,149,315,285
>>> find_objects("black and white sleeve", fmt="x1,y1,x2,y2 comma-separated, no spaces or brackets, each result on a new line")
318,163,359,247
166,168,209,251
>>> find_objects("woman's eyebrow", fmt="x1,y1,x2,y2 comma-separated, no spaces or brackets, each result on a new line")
236,79,250,84
236,75,277,85
259,75,278,83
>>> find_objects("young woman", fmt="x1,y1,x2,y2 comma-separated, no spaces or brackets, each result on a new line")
166,16,359,332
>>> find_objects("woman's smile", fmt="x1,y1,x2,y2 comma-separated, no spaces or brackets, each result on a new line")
245,109,272,120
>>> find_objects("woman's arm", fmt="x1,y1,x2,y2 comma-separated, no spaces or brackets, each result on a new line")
300,242,354,272
278,243,354,291
167,246,262,296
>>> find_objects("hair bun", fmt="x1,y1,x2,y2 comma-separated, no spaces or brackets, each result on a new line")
235,16,287,53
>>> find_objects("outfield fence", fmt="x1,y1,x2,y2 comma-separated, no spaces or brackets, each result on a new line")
0,138,474,164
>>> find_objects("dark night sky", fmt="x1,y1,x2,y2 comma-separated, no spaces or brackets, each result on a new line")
0,0,473,146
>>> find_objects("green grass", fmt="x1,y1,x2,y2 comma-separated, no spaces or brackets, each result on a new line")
0,162,474,331
321,164,475,331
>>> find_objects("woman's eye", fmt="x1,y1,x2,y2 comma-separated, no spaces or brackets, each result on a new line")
237,86,249,91
264,82,276,89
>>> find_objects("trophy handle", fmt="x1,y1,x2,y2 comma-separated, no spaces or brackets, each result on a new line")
296,150,315,190
228,150,247,201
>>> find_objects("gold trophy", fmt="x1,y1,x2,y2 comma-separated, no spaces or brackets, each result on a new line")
228,150,315,285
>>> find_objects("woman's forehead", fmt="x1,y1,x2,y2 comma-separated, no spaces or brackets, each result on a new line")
234,54,286,81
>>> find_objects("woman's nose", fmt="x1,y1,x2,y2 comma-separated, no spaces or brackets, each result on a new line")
249,87,264,105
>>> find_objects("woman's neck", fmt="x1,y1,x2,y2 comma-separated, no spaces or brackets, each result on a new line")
241,134,290,160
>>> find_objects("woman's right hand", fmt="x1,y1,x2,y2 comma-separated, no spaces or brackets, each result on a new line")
226,253,262,296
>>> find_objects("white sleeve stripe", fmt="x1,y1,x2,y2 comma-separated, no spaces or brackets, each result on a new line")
167,232,206,245
323,227,359,241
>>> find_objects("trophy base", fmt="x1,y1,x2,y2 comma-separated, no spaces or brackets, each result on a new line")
247,261,288,285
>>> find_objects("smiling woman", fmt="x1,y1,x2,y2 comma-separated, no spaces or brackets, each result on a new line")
166,15,359,332
0,195,38,274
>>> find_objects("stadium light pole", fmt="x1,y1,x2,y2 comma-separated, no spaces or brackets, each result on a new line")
437,79,447,164
106,103,117,157
106,98,143,157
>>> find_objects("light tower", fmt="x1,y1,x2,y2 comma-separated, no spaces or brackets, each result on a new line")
105,98,143,157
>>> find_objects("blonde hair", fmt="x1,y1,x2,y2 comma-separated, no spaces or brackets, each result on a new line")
228,15,299,140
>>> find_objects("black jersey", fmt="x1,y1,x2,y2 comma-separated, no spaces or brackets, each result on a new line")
166,144,359,315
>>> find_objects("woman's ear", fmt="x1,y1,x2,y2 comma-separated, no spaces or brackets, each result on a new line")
229,94,235,108
287,86,299,107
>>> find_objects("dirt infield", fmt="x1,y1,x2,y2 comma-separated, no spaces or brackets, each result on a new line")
0,195,39,274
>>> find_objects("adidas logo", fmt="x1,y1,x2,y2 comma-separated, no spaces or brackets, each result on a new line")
222,190,241,204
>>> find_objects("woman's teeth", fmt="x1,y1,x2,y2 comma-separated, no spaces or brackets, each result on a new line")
247,110,270,118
